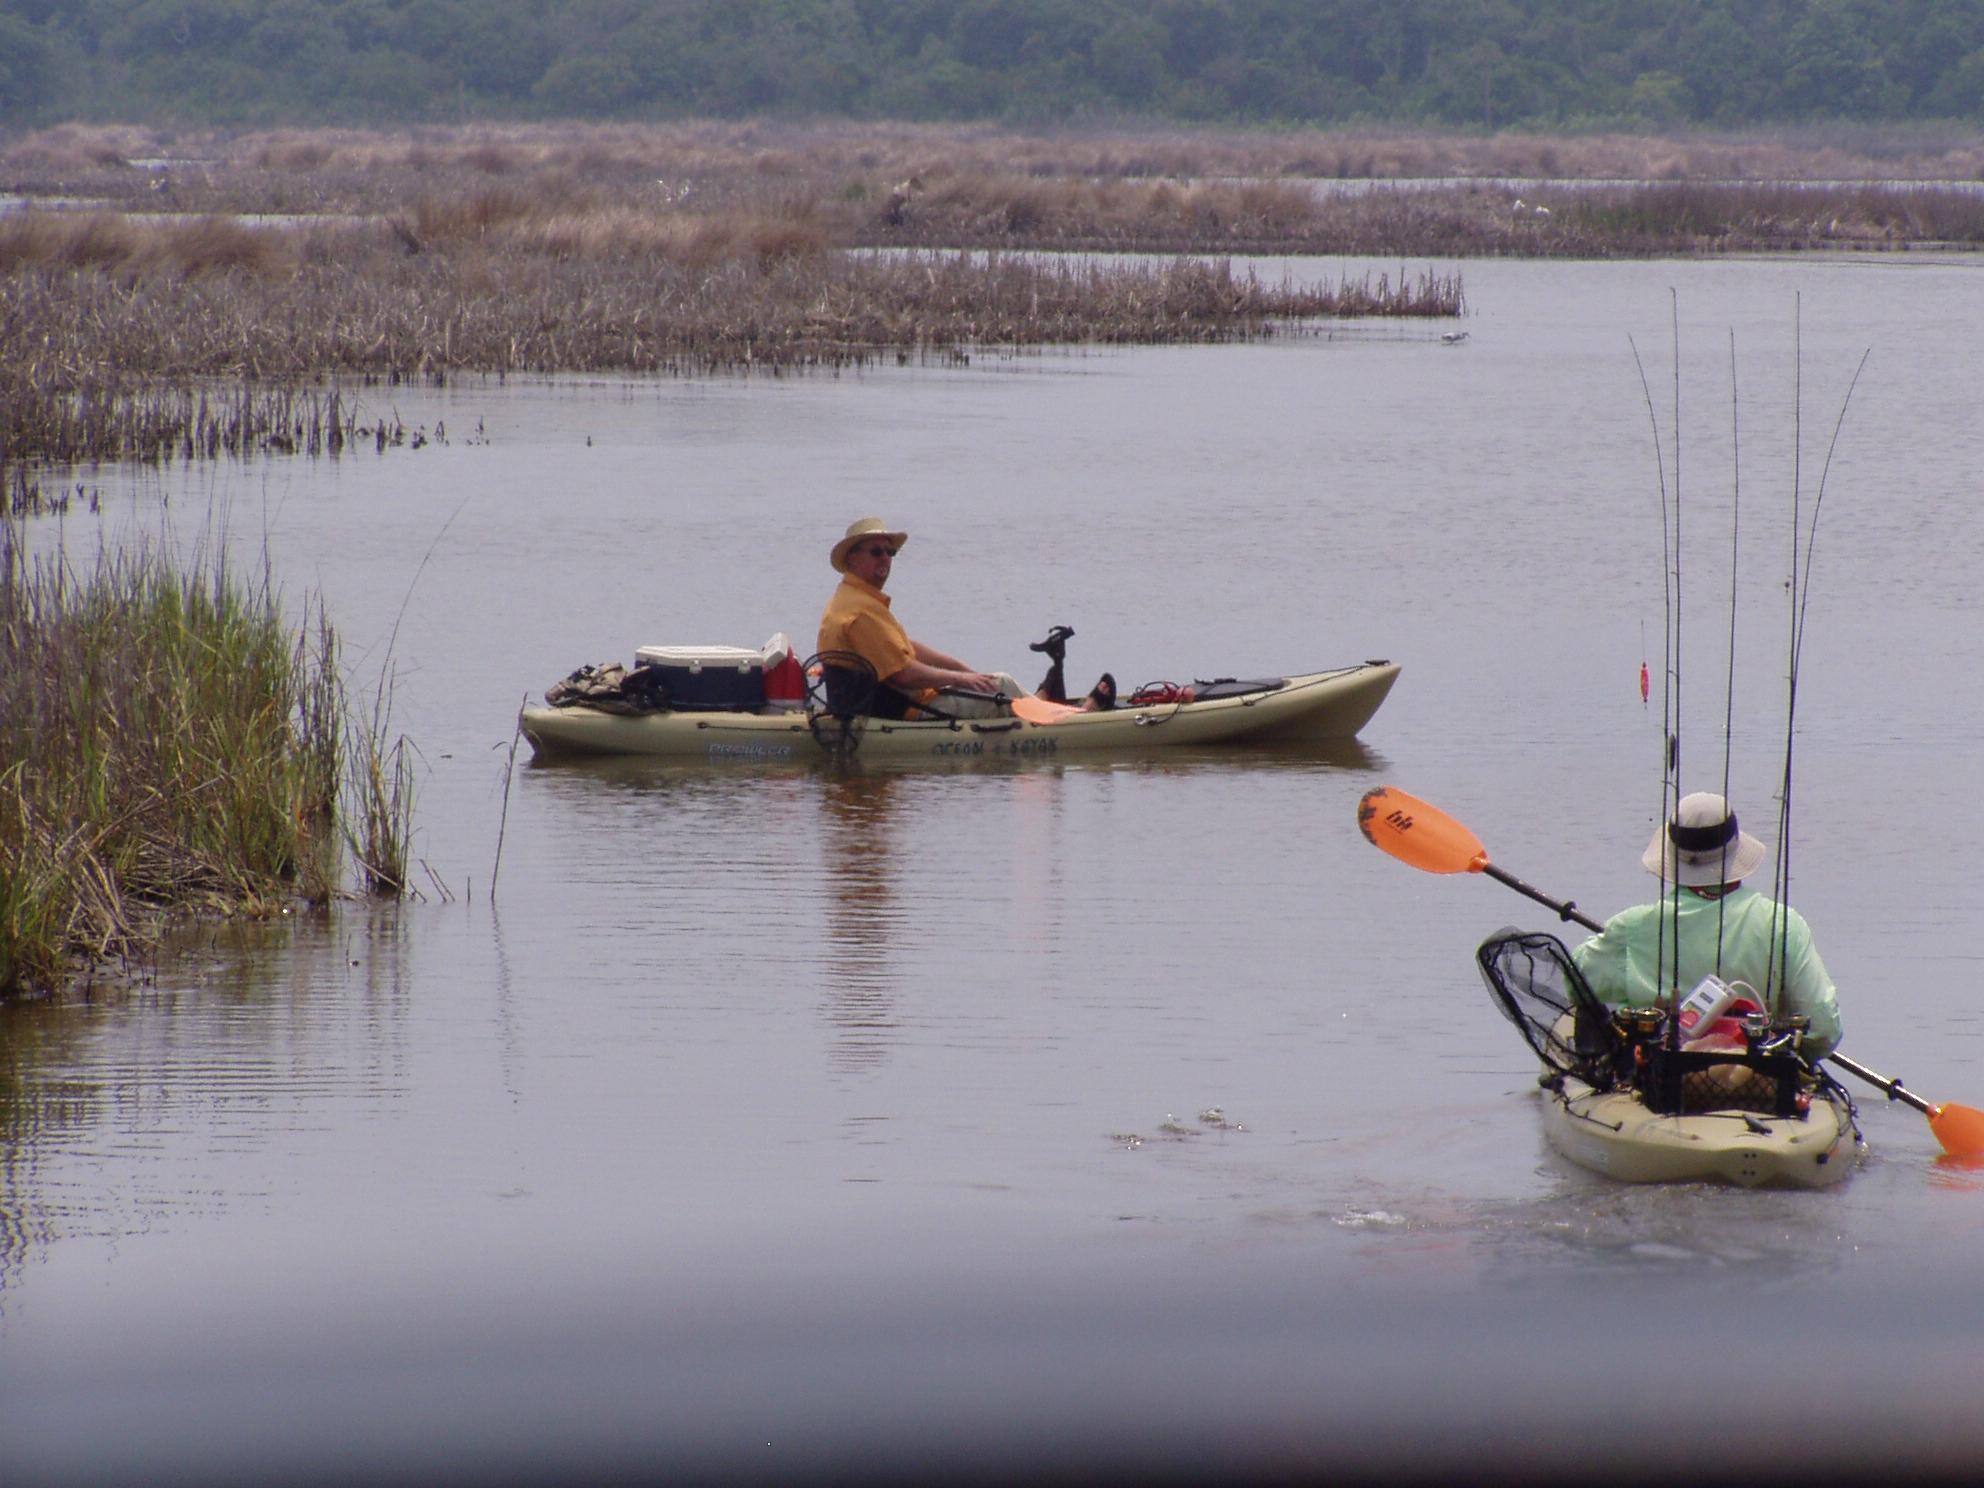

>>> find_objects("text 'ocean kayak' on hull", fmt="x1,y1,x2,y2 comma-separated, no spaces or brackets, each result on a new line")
520,661,1399,765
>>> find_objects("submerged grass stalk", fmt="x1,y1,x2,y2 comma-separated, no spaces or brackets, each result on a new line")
346,681,416,900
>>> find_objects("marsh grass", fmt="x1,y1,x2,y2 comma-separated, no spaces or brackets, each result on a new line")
1,199,1457,464
0,210,298,279
14,120,1984,216
1553,180,1984,250
345,709,414,899
879,173,1984,257
0,518,415,999
0,363,367,467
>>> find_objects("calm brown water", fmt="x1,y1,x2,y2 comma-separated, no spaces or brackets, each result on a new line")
7,253,1984,1483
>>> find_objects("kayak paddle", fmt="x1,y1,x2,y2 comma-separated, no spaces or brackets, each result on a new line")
1355,785,1984,1159
1010,694,1082,725
1355,784,1604,934
1824,1051,1984,1158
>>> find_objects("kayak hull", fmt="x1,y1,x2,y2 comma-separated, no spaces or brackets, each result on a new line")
519,662,1398,765
1543,1075,1861,1189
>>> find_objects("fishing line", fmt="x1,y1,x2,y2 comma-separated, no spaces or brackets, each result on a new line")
1627,293,1683,1008
1767,301,1872,1006
1767,302,1804,1003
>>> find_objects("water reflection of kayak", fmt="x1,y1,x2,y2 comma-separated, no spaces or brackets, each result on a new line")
520,660,1399,764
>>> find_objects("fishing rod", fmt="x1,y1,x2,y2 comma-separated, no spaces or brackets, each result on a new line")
1356,786,1984,1159
1627,320,1681,1015
1632,306,1869,1027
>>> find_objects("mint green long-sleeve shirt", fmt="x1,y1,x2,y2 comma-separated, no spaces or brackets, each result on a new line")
1570,885,1843,1059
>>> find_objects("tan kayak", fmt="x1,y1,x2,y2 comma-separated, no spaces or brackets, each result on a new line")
1542,1073,1861,1189
520,660,1399,764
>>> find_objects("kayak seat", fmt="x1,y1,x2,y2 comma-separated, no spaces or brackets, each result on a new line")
806,650,916,721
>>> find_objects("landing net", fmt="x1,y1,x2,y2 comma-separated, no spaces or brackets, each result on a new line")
1475,928,1841,1120
1475,928,1621,1086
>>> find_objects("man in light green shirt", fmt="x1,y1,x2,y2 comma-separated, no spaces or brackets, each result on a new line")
1571,792,1843,1060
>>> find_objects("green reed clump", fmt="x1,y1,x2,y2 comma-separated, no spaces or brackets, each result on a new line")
0,519,412,1000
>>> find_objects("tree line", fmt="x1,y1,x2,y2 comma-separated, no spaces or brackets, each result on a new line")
7,0,1984,132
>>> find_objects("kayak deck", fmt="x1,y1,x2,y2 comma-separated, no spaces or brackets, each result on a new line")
520,661,1398,764
1543,1074,1862,1189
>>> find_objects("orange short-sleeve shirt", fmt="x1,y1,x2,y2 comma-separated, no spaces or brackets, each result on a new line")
819,574,921,693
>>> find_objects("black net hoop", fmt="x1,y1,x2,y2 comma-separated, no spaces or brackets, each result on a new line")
1475,928,1622,1086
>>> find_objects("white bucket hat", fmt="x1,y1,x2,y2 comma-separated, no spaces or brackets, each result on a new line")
1642,791,1769,887
831,517,909,574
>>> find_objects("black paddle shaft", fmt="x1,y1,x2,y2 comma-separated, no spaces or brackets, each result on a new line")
1480,863,1606,935
1826,1051,1937,1115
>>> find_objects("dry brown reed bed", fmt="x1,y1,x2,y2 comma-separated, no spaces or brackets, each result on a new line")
28,117,1977,469
874,171,1984,256
1547,180,1984,251
11,119,1984,217
7,225,1457,371
0,365,371,469
13,116,1982,260
0,209,298,278
1,200,1461,465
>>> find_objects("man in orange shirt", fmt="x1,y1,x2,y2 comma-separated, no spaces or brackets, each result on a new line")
818,517,1015,718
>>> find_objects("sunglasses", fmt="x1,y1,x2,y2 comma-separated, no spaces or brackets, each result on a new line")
858,544,898,559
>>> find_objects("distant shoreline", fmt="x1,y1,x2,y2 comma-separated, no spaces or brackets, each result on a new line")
9,119,1982,255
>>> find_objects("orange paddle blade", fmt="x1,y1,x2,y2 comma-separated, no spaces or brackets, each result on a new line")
1356,787,1491,876
1929,1102,1984,1158
1010,695,1081,725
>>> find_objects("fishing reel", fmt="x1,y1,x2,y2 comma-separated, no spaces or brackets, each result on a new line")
1611,1001,1811,1055
1745,1013,1812,1059
1612,1006,1666,1043
1616,1002,1816,1118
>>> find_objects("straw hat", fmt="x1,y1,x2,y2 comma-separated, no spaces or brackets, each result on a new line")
1642,791,1768,887
831,517,909,573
